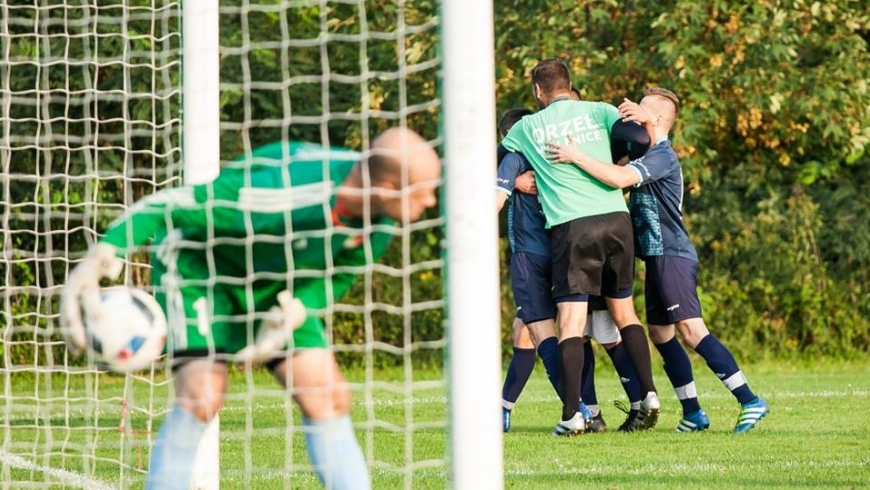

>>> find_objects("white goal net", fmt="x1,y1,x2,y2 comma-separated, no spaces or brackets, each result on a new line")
2,0,502,489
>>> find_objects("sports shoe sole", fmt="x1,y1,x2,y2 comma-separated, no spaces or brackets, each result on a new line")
553,424,586,437
552,413,587,437
638,406,660,430
587,415,607,433
637,393,661,430
676,413,710,433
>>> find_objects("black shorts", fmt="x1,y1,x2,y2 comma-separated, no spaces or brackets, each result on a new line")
644,255,703,324
510,251,556,324
551,212,635,298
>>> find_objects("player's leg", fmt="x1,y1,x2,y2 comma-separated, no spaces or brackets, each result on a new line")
580,339,598,422
505,250,560,431
577,300,603,431
147,360,228,490
501,318,536,432
604,340,647,432
587,305,645,432
648,322,710,432
271,348,369,490
526,318,561,401
667,257,767,432
644,256,707,431
550,217,608,436
601,212,659,428
676,317,768,432
268,304,369,490
147,254,231,490
553,299,588,435
605,295,659,410
644,257,710,432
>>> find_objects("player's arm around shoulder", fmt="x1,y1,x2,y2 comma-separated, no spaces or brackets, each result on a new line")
544,135,642,189
625,144,677,186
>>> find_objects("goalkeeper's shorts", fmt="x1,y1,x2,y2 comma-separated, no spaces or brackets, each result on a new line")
151,256,329,356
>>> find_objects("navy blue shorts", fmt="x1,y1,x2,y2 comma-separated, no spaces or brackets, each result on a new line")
644,255,703,325
510,251,556,324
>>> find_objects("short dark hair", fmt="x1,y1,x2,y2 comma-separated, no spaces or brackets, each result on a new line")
644,87,680,116
498,107,533,137
531,58,571,95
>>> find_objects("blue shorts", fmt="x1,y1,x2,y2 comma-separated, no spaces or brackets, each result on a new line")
510,251,556,324
644,255,703,325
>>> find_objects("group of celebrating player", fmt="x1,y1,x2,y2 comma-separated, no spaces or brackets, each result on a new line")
58,55,770,490
496,58,770,436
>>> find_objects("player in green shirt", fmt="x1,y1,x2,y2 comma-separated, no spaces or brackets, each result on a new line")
501,58,660,435
60,127,441,490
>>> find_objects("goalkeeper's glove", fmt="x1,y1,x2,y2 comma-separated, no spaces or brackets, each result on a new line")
59,243,124,356
235,290,307,367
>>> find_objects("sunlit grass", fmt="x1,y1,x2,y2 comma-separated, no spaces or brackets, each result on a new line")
3,359,869,489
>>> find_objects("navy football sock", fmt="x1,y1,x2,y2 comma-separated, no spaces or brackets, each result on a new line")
655,336,701,414
537,336,564,401
695,334,756,405
580,340,598,406
605,343,643,404
502,347,536,408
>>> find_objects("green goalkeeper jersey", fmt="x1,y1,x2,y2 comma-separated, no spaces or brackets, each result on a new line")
101,141,395,311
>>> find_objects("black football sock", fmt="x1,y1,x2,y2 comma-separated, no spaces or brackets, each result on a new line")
620,324,657,395
559,337,585,421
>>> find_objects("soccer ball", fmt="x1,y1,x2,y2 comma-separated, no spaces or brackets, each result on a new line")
84,286,167,373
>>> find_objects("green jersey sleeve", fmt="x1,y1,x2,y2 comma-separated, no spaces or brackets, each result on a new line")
101,140,396,313
99,142,352,253
99,187,201,253
97,178,296,254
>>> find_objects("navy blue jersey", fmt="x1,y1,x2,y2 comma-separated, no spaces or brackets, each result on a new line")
626,139,697,261
496,152,551,256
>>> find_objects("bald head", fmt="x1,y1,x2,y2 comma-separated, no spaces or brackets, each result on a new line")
364,127,441,223
369,127,437,182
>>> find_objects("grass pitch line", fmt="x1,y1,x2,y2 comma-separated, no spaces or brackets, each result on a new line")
0,448,117,490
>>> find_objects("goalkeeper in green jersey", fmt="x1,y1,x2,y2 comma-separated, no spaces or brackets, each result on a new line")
59,127,441,490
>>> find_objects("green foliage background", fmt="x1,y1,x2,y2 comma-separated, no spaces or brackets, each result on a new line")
495,0,870,360
2,0,870,371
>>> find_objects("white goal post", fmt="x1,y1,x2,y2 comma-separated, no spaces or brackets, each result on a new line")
182,3,221,490
440,0,503,488
0,0,502,489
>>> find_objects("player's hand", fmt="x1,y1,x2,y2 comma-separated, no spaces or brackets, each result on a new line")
235,291,307,368
514,171,538,195
544,134,583,165
59,243,123,356
618,98,652,126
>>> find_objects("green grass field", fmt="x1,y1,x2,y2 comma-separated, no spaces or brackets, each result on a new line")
2,358,869,489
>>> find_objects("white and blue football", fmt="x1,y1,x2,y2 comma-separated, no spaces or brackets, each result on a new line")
85,286,167,373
